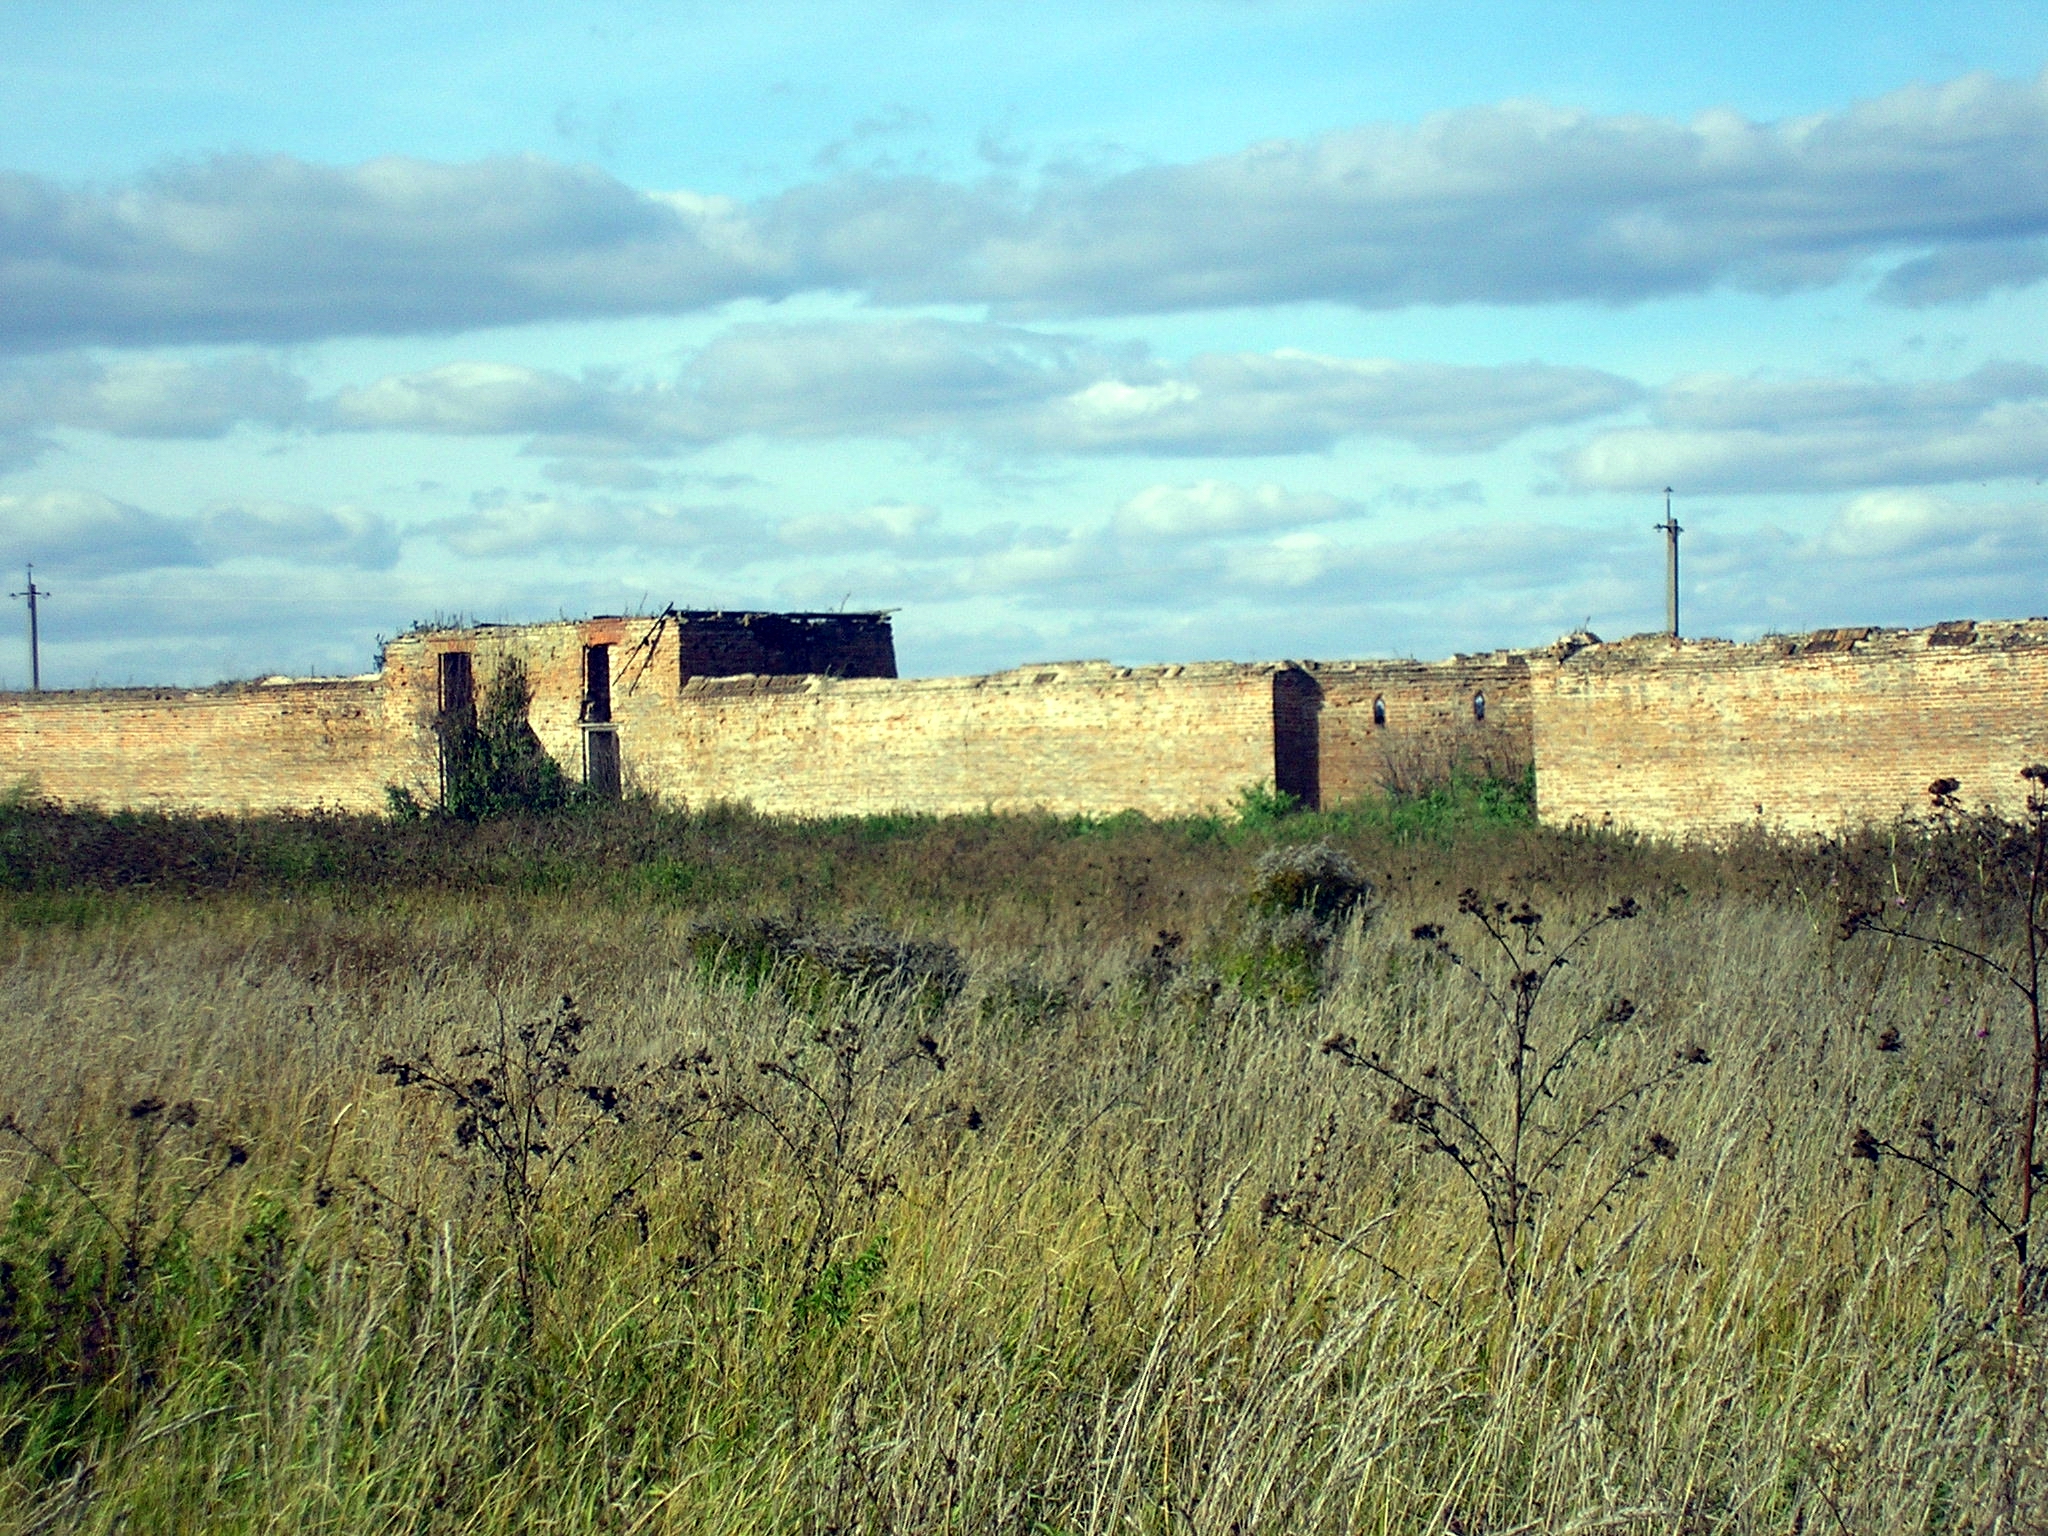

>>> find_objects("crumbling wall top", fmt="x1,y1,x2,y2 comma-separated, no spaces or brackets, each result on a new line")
1533,618,2048,676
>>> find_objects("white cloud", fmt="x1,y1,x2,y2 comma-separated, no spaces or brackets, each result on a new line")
429,495,756,559
0,490,202,575
916,70,2048,315
0,489,397,577
313,320,1637,459
1111,480,1358,538
1558,362,2048,492
1808,490,2046,570
0,352,307,466
0,154,788,350
7,70,2048,347
328,362,592,434
776,501,940,551
196,502,399,569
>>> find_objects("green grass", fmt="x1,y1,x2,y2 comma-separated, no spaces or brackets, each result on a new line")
0,791,2041,1531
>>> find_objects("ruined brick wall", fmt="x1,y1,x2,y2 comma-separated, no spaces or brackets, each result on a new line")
614,661,1286,818
39,606,2045,836
0,676,411,813
382,620,1285,818
1306,655,1533,804
1531,621,2048,836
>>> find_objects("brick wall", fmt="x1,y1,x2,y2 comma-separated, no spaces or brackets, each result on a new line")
38,607,2042,837
382,621,1303,818
1306,656,1533,803
615,661,1285,818
0,676,408,813
1531,622,2048,836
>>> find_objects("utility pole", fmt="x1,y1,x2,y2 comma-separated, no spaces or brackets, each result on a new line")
10,565,45,691
1653,488,1682,638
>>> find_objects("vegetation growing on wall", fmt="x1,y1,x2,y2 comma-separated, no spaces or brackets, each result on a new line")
436,653,570,821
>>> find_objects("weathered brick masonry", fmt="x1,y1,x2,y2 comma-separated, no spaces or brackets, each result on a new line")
15,608,2043,834
0,609,1538,818
1532,620,2048,836
1307,654,1532,804
0,675,404,814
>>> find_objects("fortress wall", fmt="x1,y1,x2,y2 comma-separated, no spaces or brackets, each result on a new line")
1531,621,2048,836
1307,656,1533,803
0,677,406,814
615,662,1285,818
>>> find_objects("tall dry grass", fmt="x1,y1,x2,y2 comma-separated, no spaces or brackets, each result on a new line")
0,854,2040,1533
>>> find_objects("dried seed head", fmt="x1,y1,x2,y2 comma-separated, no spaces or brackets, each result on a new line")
1850,1126,1881,1162
1647,1132,1678,1160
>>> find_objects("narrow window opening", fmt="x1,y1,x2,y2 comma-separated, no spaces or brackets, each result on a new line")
1371,695,1386,728
582,644,612,723
438,651,474,720
1472,690,1487,722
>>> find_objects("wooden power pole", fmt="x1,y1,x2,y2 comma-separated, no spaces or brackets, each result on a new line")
10,565,46,691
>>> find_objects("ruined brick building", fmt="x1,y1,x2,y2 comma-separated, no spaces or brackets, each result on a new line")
0,607,2043,837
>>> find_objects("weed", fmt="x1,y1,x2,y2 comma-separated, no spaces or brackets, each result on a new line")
373,994,717,1335
1841,766,2048,1319
1231,781,1303,828
688,913,967,1012
1317,890,1706,1297
0,1098,251,1475
1247,840,1372,922
720,1014,956,1274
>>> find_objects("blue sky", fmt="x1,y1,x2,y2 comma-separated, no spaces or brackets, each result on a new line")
3,0,2047,685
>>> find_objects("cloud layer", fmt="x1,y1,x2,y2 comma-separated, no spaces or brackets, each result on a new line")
7,69,2048,348
338,321,1641,458
1559,362,2048,491
0,323,1642,464
0,491,398,575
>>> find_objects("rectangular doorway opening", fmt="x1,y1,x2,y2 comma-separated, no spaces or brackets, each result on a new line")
585,729,621,799
583,644,619,797
436,651,476,806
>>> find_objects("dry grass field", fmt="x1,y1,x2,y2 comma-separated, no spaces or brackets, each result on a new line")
0,787,2042,1533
